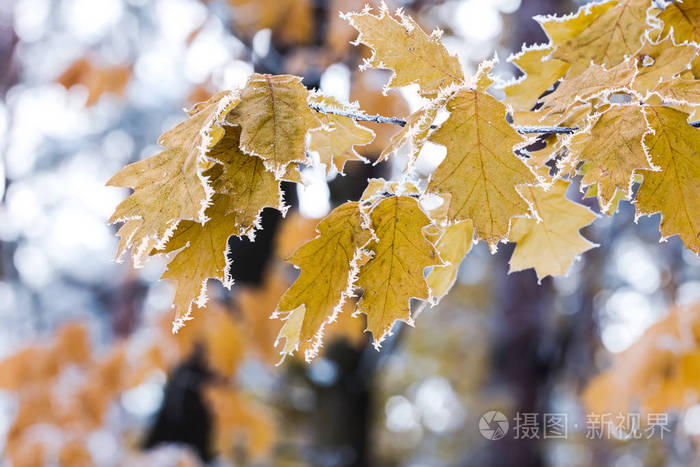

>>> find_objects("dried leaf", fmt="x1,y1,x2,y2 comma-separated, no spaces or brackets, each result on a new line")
356,196,441,345
427,89,537,248
566,104,652,208
637,105,700,254
108,91,239,264
509,181,597,280
656,0,700,45
275,202,371,360
538,0,649,77
309,94,373,173
504,45,570,111
344,4,464,96
226,74,317,176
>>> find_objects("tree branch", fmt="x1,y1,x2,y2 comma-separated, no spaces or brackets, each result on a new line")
310,103,700,135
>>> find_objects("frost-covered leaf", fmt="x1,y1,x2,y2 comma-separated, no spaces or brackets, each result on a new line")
275,202,371,360
226,74,318,175
539,60,636,119
509,181,597,280
654,77,700,104
379,99,441,163
108,91,239,264
356,196,441,345
503,45,570,111
637,105,700,254
566,104,652,209
426,220,474,302
343,4,464,96
308,95,374,173
656,0,700,45
205,126,286,237
157,195,238,331
633,37,698,95
427,89,537,248
538,0,649,77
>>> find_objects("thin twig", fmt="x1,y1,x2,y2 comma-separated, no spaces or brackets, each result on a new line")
310,103,700,134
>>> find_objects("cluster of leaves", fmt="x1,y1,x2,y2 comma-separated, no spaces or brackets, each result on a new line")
108,1,700,361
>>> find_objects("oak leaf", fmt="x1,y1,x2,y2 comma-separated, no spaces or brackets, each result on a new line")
355,196,441,345
344,5,464,96
636,105,700,254
308,94,374,173
427,89,537,248
539,60,636,119
633,37,698,95
503,45,570,111
538,0,649,77
107,91,239,263
157,195,238,330
206,125,286,237
656,0,700,45
225,74,318,176
275,202,371,360
565,104,652,209
509,180,597,280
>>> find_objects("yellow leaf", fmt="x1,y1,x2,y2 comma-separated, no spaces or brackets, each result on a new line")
206,125,286,237
538,0,649,77
343,4,464,96
426,220,474,302
656,0,700,45
275,202,371,360
226,74,318,176
158,195,238,330
308,94,373,173
356,196,441,345
503,45,570,111
509,181,597,280
379,94,445,163
539,60,636,120
637,105,700,254
107,91,239,263
633,37,699,95
654,77,700,104
427,89,537,248
566,104,652,209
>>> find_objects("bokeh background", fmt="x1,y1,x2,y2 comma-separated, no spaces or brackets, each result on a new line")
1,0,700,465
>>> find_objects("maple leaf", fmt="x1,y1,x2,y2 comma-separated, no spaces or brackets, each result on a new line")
538,0,649,77
275,202,371,360
426,220,474,302
636,105,700,254
565,104,652,209
509,180,597,280
107,91,239,264
308,94,374,174
355,196,441,345
343,4,464,96
225,74,318,176
656,0,700,45
503,45,570,111
205,125,287,237
539,60,636,119
427,88,537,248
633,37,699,95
